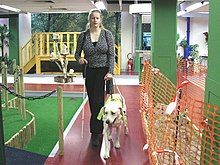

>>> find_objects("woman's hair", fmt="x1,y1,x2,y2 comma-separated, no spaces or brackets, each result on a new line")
86,8,104,30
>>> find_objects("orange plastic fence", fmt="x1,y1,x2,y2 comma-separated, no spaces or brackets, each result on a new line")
140,60,220,165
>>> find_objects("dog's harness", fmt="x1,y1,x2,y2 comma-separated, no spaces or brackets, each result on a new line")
109,94,127,126
97,94,127,126
97,95,122,120
97,77,127,125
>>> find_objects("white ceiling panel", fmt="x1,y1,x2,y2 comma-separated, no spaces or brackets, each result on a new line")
0,0,95,14
0,0,209,16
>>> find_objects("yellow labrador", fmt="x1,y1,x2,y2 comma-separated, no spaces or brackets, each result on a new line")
97,93,128,160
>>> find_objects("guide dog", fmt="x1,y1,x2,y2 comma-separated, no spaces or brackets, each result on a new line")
97,93,128,160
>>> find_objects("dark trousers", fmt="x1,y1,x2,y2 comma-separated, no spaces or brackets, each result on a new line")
85,67,108,134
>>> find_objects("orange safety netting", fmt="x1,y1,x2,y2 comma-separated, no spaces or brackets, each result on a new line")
140,60,220,165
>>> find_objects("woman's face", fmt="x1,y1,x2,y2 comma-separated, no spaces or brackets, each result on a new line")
90,11,101,28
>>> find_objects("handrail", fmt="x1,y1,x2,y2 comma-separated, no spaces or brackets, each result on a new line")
20,32,121,75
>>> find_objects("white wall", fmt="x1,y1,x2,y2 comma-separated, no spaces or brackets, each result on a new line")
19,13,32,48
177,17,208,57
177,17,187,57
121,12,133,70
190,17,208,56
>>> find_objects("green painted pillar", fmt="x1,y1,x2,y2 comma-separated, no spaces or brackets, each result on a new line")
9,15,19,65
205,1,220,107
151,0,177,84
202,0,220,164
134,14,142,79
0,93,6,165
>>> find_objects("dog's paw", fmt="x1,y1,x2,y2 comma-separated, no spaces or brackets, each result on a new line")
108,135,112,141
103,153,110,159
114,142,120,149
124,127,129,135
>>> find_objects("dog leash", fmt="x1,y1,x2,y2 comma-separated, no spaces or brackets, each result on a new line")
112,77,128,128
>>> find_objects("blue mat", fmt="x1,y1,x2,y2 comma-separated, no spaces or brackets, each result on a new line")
5,146,47,165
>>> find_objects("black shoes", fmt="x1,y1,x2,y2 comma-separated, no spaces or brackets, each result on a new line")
91,133,100,147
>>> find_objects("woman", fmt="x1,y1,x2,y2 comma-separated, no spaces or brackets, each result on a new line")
75,9,115,147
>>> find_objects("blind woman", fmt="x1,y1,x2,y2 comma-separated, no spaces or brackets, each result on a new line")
75,9,115,147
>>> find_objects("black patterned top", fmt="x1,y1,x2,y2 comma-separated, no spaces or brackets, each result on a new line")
75,29,115,74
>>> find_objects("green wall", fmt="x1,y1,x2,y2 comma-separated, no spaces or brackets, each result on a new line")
205,0,220,107
151,0,177,84
203,1,220,164
134,14,142,79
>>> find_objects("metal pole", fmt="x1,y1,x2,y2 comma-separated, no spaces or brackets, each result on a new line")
0,92,6,165
184,17,190,59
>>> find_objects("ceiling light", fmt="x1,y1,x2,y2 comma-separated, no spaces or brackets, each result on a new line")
94,1,106,10
129,4,151,14
0,5,21,12
198,11,209,14
177,10,187,17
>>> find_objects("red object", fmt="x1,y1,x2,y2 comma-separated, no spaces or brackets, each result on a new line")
127,58,134,72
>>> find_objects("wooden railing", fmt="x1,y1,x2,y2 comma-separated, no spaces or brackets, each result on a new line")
20,32,121,75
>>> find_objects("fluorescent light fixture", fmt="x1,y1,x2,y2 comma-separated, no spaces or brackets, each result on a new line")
198,11,209,14
177,10,187,16
177,2,209,16
129,4,151,14
0,5,21,12
42,11,87,13
94,1,106,10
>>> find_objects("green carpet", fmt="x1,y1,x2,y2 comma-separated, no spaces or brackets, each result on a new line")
3,96,83,156
3,108,32,141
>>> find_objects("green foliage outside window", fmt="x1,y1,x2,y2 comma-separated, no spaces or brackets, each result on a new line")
0,24,9,57
31,11,121,44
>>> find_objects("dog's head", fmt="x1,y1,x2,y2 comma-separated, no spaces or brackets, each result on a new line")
99,102,123,125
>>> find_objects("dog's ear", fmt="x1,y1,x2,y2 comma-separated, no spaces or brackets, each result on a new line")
97,107,105,120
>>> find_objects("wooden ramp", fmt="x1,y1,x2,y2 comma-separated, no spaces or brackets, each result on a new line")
43,85,149,165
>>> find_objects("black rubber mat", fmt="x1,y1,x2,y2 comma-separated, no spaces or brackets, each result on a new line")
5,146,47,165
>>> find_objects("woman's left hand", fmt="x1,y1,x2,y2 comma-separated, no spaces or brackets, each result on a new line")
104,73,113,80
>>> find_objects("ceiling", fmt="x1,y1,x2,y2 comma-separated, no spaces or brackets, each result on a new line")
0,0,209,17
0,0,96,14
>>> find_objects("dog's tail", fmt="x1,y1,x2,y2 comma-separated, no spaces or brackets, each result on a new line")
100,136,106,164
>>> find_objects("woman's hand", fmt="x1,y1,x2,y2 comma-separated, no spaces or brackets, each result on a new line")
104,73,113,80
79,58,88,65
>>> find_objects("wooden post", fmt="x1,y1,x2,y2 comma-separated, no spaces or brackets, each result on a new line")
12,60,19,107
35,34,39,55
35,56,41,74
57,86,64,155
1,62,8,111
17,69,23,119
74,33,77,52
46,34,50,55
40,34,43,56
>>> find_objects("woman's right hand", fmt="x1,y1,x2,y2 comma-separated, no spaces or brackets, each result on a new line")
79,58,88,65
